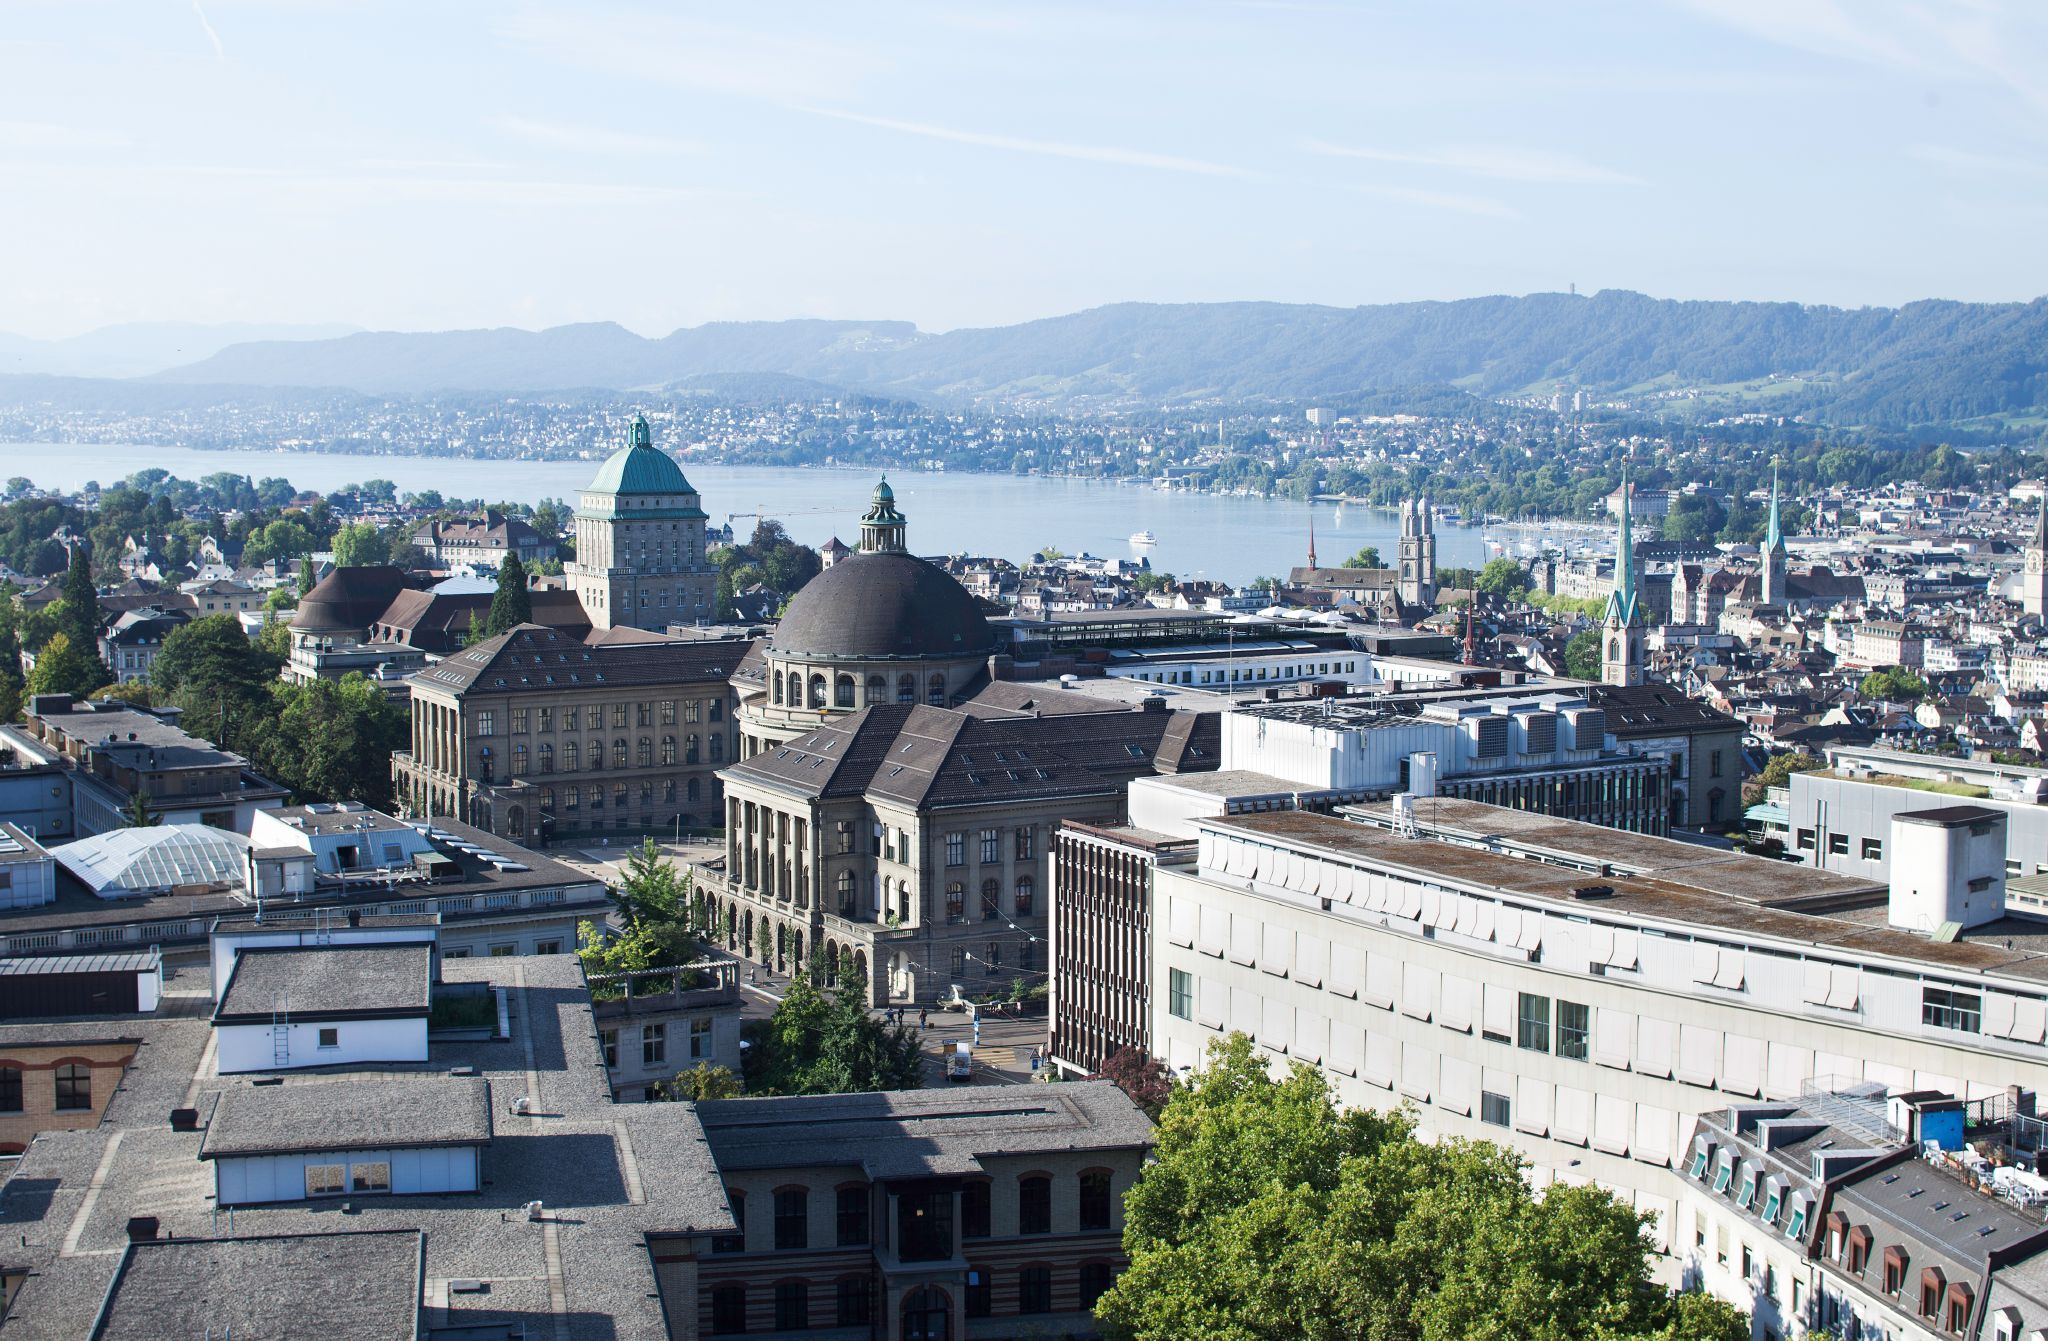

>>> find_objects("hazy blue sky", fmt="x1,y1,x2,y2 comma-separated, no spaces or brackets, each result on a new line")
4,1,2045,338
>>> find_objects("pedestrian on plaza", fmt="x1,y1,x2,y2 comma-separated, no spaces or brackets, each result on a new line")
919,1009,929,1029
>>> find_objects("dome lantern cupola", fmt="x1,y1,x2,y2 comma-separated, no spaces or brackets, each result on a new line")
859,475,908,555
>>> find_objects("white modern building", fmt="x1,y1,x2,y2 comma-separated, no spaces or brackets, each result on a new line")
1145,797,2048,1290
0,824,57,909
211,942,433,1073
200,1075,490,1206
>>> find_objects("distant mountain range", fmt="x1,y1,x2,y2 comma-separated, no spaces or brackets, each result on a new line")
38,292,2048,430
0,322,361,380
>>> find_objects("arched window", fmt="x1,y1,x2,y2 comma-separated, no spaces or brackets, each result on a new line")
512,743,528,775
902,1286,950,1341
538,787,554,812
835,674,855,708
687,777,700,802
660,735,675,765
866,675,886,704
898,673,917,703
537,742,553,773
837,870,855,915
1014,875,1034,917
562,740,579,772
772,670,784,705
928,673,947,706
687,734,701,765
980,879,1000,921
611,739,627,769
710,734,724,762
809,674,827,708
636,737,652,767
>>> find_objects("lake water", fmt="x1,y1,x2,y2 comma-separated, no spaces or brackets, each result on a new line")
0,441,1496,585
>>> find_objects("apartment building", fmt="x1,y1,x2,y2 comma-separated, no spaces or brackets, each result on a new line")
1049,822,1194,1075
1142,797,2048,1283
593,960,746,1102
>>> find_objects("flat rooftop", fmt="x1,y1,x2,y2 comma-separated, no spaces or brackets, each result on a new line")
1208,805,2048,983
88,1230,424,1341
263,803,416,837
216,943,432,1022
1138,768,1321,799
696,1083,1154,1180
200,1076,493,1158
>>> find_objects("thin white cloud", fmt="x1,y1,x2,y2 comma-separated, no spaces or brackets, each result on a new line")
796,105,1254,179
1307,140,1642,186
1906,143,2048,177
1345,182,1519,220
0,121,130,151
490,115,699,157
191,0,225,61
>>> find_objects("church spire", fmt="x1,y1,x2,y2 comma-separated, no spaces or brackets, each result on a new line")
2035,489,2047,551
1307,510,1317,569
1764,459,1785,556
1604,468,1640,629
630,413,652,449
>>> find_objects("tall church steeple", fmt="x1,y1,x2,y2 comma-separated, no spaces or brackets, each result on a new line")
2025,490,2048,619
1602,468,1645,686
859,476,908,554
1397,493,1437,606
1761,458,1788,608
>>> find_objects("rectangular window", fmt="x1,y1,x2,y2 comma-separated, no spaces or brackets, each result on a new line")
1169,968,1193,1021
897,1188,954,1262
305,1164,344,1197
980,829,1000,863
1828,832,1849,856
690,1018,713,1059
1796,828,1817,851
601,1029,618,1068
1079,1170,1113,1231
642,1023,666,1066
1761,1187,1782,1226
535,940,562,956
660,699,676,725
1710,750,1723,777
773,1280,805,1330
710,1285,745,1333
317,1027,339,1049
774,1188,808,1250
537,706,553,733
1019,1266,1053,1314
1019,1176,1052,1235
0,1067,20,1113
966,1269,991,1319
1862,837,1883,861
511,707,528,734
488,943,517,957
477,711,495,737
837,1186,870,1246
836,1276,873,1326
1922,986,1983,1033
1517,992,1551,1053
562,706,578,733
946,832,964,866
1555,1000,1590,1060
838,821,856,855
611,704,628,728
1015,827,1035,860
351,1161,391,1193
962,1181,991,1238
52,1064,89,1111
1480,1091,1511,1127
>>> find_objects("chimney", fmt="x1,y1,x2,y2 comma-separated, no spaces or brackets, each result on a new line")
125,1216,160,1242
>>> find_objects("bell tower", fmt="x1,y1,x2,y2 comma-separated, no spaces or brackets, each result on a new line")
859,477,908,554
2025,493,2048,620
1602,471,1645,687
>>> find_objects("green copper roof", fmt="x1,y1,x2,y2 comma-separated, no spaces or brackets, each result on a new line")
575,415,706,520
1763,460,1786,555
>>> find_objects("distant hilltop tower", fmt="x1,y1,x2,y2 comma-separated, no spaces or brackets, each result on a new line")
1398,495,1437,606
2026,492,2048,619
1602,471,1645,687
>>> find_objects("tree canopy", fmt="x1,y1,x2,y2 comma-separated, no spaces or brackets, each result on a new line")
1859,667,1929,702
330,521,390,567
27,632,106,699
1097,1035,1748,1341
576,841,705,993
742,967,923,1096
485,554,533,636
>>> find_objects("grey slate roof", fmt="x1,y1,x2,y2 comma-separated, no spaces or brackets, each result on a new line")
695,1081,1153,1180
200,1076,492,1158
728,701,1215,810
413,622,751,696
88,1230,424,1341
215,943,432,1023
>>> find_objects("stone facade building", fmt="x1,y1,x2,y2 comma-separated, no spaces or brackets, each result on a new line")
393,623,750,844
567,414,718,632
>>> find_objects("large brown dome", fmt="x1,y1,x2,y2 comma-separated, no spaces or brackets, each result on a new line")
771,551,994,661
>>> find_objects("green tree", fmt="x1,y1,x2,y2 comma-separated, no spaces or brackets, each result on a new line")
150,613,282,746
251,674,409,809
1345,545,1382,569
575,842,704,990
485,555,533,636
1747,751,1823,803
297,556,317,596
1564,628,1602,680
1859,668,1929,702
1474,556,1529,598
121,792,160,828
665,1063,743,1101
745,971,924,1096
26,632,106,698
1662,495,1728,544
1098,1035,1748,1341
330,521,389,567
58,544,99,650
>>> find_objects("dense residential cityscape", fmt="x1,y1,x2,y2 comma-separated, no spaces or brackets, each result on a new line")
8,4,2048,1340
